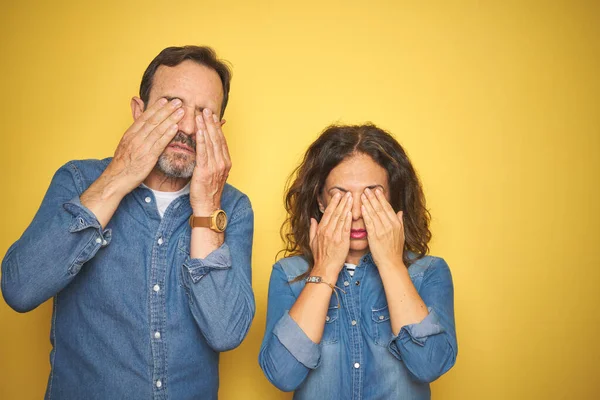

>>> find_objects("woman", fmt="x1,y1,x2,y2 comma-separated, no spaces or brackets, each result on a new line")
259,124,457,399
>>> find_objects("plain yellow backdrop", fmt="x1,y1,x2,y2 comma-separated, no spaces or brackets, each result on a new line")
1,1,599,399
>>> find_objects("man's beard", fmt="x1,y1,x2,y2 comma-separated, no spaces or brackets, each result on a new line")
156,131,196,179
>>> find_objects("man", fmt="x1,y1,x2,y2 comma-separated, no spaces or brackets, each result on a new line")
1,46,255,399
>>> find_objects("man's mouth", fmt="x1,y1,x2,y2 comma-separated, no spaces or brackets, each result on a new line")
168,143,195,154
167,132,196,154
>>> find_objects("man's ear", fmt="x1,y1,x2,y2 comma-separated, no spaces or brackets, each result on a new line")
131,97,145,120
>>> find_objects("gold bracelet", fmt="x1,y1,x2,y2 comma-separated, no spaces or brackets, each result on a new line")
305,276,346,308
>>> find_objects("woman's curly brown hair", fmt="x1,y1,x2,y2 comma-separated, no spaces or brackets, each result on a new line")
280,124,431,277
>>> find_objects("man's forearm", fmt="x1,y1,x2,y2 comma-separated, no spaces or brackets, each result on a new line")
190,227,224,259
80,167,130,228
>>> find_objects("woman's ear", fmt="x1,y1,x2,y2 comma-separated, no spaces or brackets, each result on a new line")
131,96,145,120
317,197,325,213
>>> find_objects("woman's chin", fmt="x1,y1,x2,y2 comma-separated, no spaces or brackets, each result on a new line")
347,244,369,263
349,239,369,251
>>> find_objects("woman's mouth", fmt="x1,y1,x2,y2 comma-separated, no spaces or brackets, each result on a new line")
350,229,367,239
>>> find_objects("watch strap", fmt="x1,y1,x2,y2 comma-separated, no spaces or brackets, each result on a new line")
189,215,212,229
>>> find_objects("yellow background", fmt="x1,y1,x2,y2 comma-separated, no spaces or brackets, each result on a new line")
1,1,599,399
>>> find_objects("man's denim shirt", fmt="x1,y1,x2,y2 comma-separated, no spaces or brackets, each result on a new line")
1,158,255,400
259,254,457,400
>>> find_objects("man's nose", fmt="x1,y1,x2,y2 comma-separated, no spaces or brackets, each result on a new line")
178,107,197,135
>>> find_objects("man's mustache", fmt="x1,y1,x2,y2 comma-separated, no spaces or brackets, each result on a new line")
170,131,196,151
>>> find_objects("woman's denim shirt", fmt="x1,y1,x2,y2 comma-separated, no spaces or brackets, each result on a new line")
259,254,457,400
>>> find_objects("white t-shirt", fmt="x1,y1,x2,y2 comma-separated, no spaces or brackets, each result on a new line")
345,263,357,277
142,183,191,218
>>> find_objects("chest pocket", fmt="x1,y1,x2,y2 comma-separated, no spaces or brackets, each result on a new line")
371,305,394,347
321,306,340,345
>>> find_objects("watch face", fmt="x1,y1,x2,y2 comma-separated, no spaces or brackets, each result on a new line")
215,211,227,231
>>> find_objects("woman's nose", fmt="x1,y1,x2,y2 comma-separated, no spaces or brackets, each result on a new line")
351,193,362,220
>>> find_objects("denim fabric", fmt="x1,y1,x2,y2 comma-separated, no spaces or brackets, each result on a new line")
259,254,457,400
1,158,255,400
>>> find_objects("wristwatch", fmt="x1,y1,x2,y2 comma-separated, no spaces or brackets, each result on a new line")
189,209,228,232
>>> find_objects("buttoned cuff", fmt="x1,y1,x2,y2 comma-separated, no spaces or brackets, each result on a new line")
273,311,321,369
62,197,112,274
182,243,232,283
389,307,445,354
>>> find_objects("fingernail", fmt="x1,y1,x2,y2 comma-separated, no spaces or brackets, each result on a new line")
212,114,218,123
158,98,168,106
175,108,184,116
172,99,182,107
203,108,211,116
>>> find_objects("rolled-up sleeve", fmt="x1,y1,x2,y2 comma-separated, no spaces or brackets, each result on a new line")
180,201,255,352
273,311,321,369
182,243,231,283
1,163,110,313
388,258,458,383
259,264,319,392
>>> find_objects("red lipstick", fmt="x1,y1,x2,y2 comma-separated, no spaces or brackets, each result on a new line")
350,229,367,239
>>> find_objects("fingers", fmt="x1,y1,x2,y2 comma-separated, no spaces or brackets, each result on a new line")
343,208,352,235
309,218,318,244
195,116,208,167
149,123,179,156
372,188,400,225
196,110,215,167
361,189,385,229
331,193,352,237
361,202,374,232
147,107,186,153
197,109,231,172
213,114,232,169
203,109,222,162
136,98,184,138
319,192,342,227
127,97,168,134
396,210,404,227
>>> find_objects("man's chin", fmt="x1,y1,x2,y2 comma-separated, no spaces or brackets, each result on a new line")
157,154,195,179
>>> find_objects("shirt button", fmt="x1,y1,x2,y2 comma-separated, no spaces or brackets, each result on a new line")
95,237,102,244
351,320,357,326
145,197,152,203
102,240,107,246
343,281,350,287
153,284,160,292
157,237,164,245
156,380,162,388
354,363,360,369
355,280,360,286
325,316,330,322
379,315,385,320
154,331,161,339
